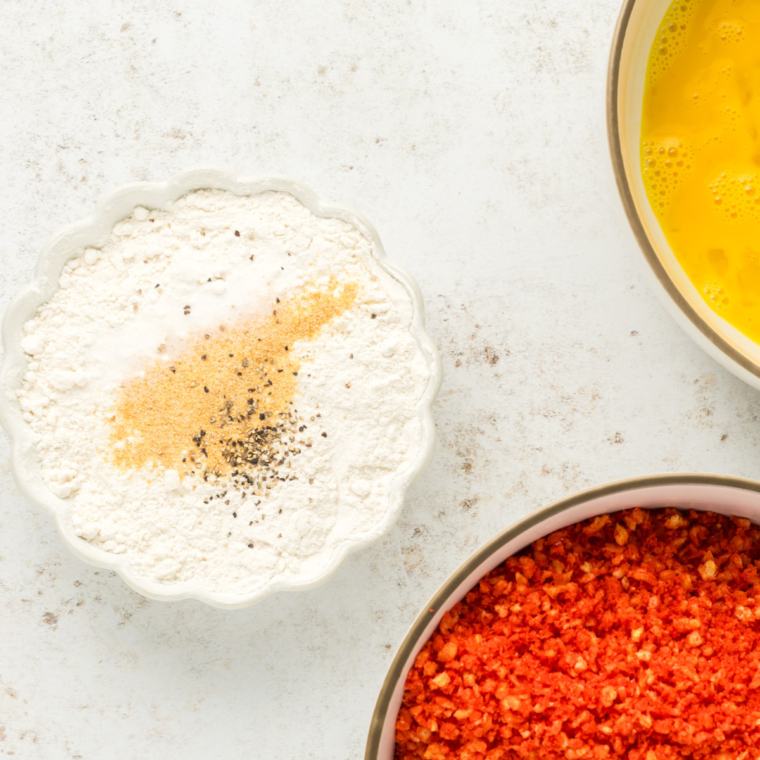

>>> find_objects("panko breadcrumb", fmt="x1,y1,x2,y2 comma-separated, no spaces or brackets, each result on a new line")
396,508,760,760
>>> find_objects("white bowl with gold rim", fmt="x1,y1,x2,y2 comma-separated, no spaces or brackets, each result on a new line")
608,0,760,391
365,473,760,759
0,167,442,608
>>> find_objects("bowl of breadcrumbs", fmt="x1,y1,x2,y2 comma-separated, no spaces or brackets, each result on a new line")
367,473,760,760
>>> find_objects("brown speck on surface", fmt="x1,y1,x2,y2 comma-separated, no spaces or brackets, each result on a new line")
721,434,728,441
234,230,240,237
42,612,58,626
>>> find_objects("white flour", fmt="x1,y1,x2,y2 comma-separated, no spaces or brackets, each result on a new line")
17,190,429,596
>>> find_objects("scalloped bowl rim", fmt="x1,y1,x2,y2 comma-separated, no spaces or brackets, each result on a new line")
0,166,442,609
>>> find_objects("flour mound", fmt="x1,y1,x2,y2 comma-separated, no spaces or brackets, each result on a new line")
17,189,429,596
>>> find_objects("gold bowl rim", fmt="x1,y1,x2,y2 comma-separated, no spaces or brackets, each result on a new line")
363,472,760,759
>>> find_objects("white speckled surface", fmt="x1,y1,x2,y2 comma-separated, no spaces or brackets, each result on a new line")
2,1,760,758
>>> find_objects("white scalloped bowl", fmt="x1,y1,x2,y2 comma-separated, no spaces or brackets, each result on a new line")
0,167,442,608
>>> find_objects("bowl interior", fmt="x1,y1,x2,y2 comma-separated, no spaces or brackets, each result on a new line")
613,0,760,385
368,478,760,760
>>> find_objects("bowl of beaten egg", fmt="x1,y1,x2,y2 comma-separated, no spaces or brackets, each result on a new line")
609,0,760,388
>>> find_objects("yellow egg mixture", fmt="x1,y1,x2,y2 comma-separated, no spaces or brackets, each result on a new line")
641,0,760,342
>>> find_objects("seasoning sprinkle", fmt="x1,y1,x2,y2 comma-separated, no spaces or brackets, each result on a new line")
110,279,358,496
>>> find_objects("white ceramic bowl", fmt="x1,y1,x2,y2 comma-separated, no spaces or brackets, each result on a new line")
365,473,760,759
608,0,760,391
0,167,442,608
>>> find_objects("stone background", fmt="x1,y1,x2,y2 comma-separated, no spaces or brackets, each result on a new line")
2,1,760,758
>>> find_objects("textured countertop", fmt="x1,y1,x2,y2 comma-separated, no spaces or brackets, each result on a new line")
3,1,760,758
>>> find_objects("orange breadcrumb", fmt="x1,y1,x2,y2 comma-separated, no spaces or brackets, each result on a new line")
395,508,760,760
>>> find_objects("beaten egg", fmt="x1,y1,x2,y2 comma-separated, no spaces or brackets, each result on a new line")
641,0,760,343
